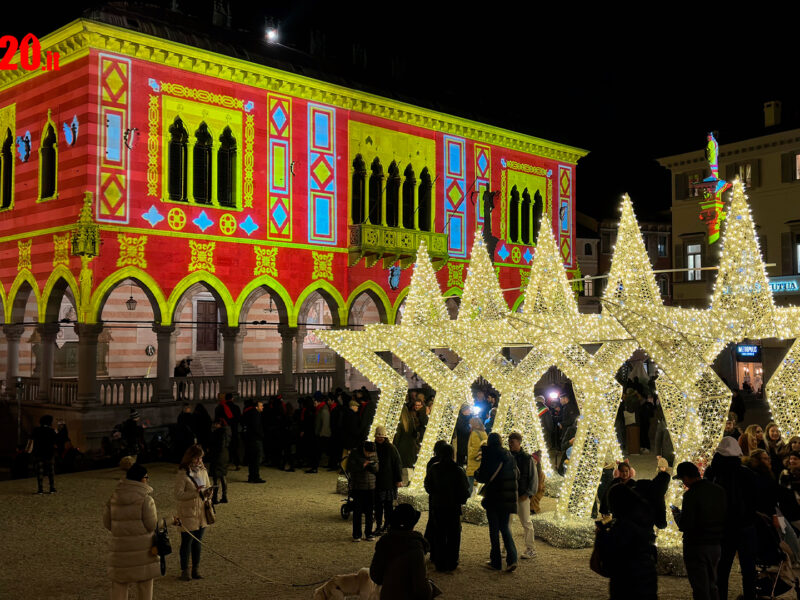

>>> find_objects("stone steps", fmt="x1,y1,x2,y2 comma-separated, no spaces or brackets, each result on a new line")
188,352,263,376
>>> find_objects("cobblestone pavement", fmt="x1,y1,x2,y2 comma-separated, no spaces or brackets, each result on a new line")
0,463,738,599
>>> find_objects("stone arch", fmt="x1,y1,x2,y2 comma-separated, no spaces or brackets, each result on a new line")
235,276,293,326
345,281,391,325
292,281,346,327
41,266,80,323
7,270,40,323
167,272,236,326
511,295,525,313
90,267,168,325
392,287,409,324
443,290,462,319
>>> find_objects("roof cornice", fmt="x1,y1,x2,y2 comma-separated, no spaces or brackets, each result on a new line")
0,19,588,164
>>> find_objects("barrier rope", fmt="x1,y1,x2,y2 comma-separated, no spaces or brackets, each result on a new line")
178,523,327,588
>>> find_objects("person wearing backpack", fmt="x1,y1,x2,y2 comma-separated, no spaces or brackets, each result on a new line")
702,436,758,600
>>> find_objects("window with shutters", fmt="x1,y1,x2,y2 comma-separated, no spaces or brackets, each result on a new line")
782,152,800,183
217,127,236,208
687,243,702,281
687,171,704,198
657,276,669,297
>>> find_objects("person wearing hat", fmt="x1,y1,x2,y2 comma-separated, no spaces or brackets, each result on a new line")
103,462,159,600
347,440,379,541
121,408,145,457
703,435,758,600
369,503,434,600
424,442,470,572
373,425,403,535
671,461,726,600
341,399,363,460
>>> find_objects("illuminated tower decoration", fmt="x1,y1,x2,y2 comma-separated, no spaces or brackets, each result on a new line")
693,132,732,244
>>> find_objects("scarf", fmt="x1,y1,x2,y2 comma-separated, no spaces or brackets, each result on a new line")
220,400,233,420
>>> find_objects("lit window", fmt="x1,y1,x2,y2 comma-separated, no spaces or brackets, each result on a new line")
657,235,668,258
796,154,800,181
687,243,702,281
795,242,800,275
736,162,752,188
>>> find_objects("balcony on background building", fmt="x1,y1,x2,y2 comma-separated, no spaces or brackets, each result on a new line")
348,224,449,269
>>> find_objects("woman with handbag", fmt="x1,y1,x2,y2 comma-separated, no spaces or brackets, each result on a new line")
103,462,159,600
175,444,213,581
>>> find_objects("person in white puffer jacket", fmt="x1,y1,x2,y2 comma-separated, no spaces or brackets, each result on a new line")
103,462,159,600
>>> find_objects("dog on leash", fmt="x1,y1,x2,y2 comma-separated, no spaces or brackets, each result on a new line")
313,567,379,600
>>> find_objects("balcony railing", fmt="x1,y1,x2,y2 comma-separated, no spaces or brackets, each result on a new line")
18,372,330,407
348,224,449,269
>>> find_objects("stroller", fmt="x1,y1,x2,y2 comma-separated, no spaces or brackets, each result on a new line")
754,512,800,599
339,455,354,520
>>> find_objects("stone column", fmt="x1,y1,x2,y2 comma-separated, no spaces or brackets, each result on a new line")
75,323,103,407
220,326,239,395
234,327,247,376
36,323,61,402
3,324,25,400
278,324,298,402
153,325,176,402
294,326,306,373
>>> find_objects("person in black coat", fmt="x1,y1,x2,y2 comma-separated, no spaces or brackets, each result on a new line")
703,437,758,600
424,442,470,572
369,503,433,600
280,403,299,471
360,390,378,443
298,396,317,469
454,404,472,467
597,482,659,599
327,394,343,470
342,400,363,456
475,432,518,571
207,417,230,504
374,426,403,534
214,393,241,469
192,403,212,452
174,403,196,460
31,414,58,494
241,400,265,483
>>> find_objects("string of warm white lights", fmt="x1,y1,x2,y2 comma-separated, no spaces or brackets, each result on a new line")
320,179,800,544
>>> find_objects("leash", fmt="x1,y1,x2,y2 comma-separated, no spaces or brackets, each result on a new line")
178,524,327,588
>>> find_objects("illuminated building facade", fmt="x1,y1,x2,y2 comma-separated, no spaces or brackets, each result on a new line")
0,16,584,448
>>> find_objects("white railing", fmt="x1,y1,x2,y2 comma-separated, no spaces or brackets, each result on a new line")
295,371,335,395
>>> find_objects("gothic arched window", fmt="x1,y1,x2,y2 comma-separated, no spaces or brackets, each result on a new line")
351,155,366,224
521,188,531,244
368,157,383,225
402,164,416,229
217,126,236,207
39,123,57,200
1,128,12,209
532,190,543,243
193,122,212,204
385,161,400,227
168,117,188,202
509,185,520,244
418,168,432,232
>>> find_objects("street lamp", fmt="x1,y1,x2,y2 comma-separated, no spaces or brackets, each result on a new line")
126,282,137,311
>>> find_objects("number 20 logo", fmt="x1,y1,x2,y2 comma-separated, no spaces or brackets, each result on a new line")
0,34,60,72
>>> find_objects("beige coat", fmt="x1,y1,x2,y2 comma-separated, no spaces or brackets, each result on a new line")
102,479,160,583
174,466,210,532
466,430,488,476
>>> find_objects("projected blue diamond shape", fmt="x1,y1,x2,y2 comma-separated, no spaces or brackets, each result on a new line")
273,106,287,130
240,215,259,236
477,153,488,174
272,203,288,229
497,244,510,261
193,211,214,232
523,248,533,263
141,205,164,227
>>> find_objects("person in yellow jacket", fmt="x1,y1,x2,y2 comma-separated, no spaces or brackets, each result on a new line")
466,417,487,496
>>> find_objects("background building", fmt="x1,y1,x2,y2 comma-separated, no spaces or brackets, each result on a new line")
658,101,800,391
0,8,584,450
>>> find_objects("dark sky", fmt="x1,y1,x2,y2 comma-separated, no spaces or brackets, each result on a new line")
6,2,797,219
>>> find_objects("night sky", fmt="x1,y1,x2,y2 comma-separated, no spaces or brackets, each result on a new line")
5,2,797,220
